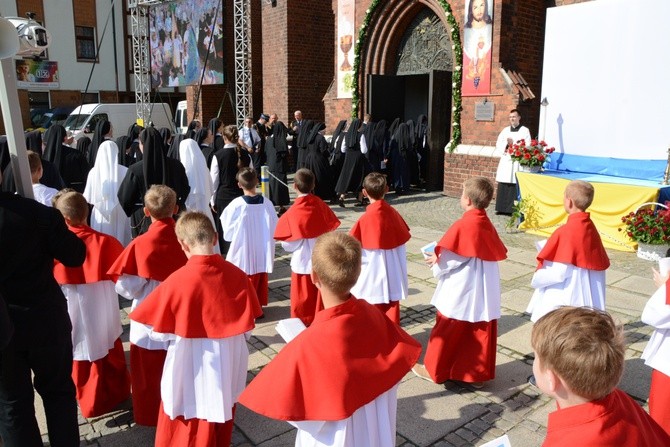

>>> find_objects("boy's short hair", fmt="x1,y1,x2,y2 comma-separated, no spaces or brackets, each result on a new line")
51,187,77,207
565,180,594,211
175,211,216,248
531,306,624,401
54,191,89,224
144,185,177,219
27,150,42,174
363,172,387,200
463,177,494,209
294,168,315,194
237,167,258,191
312,232,361,295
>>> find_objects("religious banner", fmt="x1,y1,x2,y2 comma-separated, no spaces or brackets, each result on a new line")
462,0,493,95
15,59,59,88
337,0,355,98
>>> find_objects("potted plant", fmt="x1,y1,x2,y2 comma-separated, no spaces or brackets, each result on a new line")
508,139,555,173
620,202,670,261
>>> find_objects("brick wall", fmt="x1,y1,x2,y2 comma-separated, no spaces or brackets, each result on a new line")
443,152,499,197
260,0,289,123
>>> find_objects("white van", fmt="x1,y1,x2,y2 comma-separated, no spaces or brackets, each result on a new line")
64,103,174,141
174,100,188,135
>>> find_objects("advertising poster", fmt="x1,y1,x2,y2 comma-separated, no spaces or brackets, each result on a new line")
15,59,59,88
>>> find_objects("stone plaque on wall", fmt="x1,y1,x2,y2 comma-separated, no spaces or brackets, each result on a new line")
475,101,495,121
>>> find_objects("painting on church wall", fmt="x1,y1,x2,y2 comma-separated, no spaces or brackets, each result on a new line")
337,0,355,98
462,0,493,95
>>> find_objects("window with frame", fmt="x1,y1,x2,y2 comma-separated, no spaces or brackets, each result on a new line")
75,26,97,61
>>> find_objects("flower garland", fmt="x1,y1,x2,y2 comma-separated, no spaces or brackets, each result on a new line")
352,0,463,153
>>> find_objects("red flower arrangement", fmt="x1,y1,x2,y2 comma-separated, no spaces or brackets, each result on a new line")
620,203,670,245
507,139,556,167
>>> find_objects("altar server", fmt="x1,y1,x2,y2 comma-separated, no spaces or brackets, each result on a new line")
349,172,410,324
130,211,261,447
239,232,421,447
641,268,670,435
413,177,507,386
533,307,670,446
220,167,278,308
526,180,609,322
52,191,130,418
274,169,340,326
107,185,188,426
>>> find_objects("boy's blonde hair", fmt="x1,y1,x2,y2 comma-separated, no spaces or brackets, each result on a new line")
312,232,361,295
54,191,89,224
144,185,177,219
237,166,258,191
564,180,594,211
531,306,624,401
363,172,387,200
175,211,216,248
294,168,315,194
27,150,42,175
463,177,494,209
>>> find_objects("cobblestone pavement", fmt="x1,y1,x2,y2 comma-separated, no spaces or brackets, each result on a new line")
31,186,658,447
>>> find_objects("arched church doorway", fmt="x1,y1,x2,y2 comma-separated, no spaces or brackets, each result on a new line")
364,5,454,190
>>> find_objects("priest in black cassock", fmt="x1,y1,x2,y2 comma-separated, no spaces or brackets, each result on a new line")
117,127,190,237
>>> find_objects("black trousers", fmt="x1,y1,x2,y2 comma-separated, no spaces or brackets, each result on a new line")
0,334,79,447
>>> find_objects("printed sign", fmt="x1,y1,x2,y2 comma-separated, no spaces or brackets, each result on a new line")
15,59,59,88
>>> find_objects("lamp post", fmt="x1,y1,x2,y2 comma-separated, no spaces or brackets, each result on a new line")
539,97,549,142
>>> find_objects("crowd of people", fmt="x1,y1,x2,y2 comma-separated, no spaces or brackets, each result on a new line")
1,110,670,447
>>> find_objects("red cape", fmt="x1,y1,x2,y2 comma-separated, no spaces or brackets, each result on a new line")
436,209,507,261
274,194,340,241
665,278,670,306
238,297,421,421
349,200,411,250
107,219,187,281
130,255,261,338
54,225,123,284
537,212,609,270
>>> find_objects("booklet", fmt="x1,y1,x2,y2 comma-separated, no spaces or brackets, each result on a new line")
478,434,511,447
276,318,307,343
421,241,437,259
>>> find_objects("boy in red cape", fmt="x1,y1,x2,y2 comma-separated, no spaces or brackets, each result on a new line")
52,191,130,418
220,167,278,309
413,177,507,386
526,180,609,322
239,232,421,446
107,185,187,426
349,172,410,324
274,168,340,325
533,306,670,446
130,211,261,447
641,266,670,435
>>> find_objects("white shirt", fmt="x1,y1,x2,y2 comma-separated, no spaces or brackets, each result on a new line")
115,275,167,350
494,125,532,184
351,246,408,304
32,183,58,207
526,260,606,322
430,249,502,322
641,284,670,377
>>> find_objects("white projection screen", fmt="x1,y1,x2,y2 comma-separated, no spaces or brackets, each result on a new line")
541,0,670,160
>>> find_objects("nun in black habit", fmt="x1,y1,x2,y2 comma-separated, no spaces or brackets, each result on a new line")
265,121,290,210
43,124,90,193
328,120,347,201
117,127,190,237
389,122,412,194
335,118,370,206
295,120,314,170
405,119,421,186
124,123,143,166
302,122,333,201
208,118,225,151
0,130,65,192
88,120,113,168
416,114,429,183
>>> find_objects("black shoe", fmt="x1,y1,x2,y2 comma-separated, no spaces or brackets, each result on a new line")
527,374,537,388
338,197,345,208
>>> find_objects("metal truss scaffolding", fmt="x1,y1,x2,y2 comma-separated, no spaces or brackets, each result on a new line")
233,0,252,127
128,0,252,126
